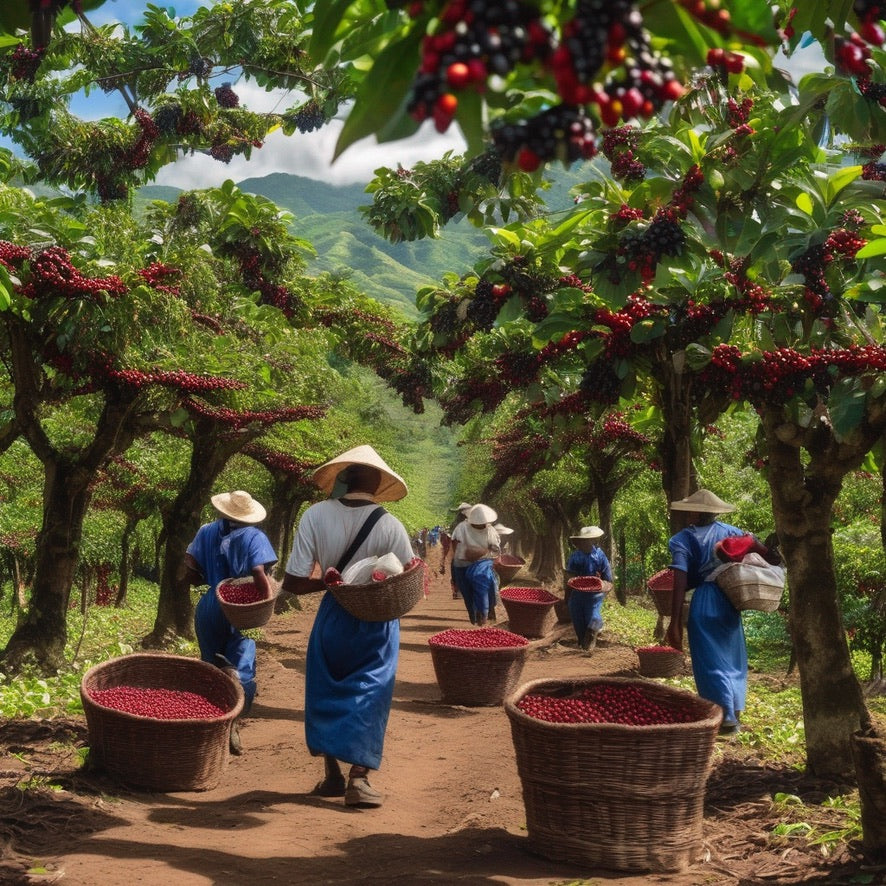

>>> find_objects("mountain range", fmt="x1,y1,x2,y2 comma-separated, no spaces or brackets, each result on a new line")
139,164,594,318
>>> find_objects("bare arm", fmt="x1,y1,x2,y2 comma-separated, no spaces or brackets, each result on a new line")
183,552,204,586
664,568,688,651
281,572,326,595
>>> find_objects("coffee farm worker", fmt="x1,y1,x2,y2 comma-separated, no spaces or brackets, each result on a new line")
184,490,277,753
564,526,612,651
450,503,501,626
665,489,747,736
281,445,413,808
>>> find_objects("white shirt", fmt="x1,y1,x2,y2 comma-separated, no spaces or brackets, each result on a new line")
285,499,414,576
451,522,501,567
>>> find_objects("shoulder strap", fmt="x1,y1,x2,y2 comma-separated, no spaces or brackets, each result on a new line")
336,506,387,573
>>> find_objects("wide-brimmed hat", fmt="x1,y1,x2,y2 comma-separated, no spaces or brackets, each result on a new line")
211,490,266,524
467,503,497,525
312,444,408,502
493,523,514,535
570,526,604,541
670,489,735,514
450,501,473,513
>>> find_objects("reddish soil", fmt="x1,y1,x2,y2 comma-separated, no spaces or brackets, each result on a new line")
1,546,881,886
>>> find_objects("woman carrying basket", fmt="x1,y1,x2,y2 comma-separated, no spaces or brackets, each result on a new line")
564,526,612,651
450,503,501,625
184,490,277,754
665,489,778,737
281,445,413,808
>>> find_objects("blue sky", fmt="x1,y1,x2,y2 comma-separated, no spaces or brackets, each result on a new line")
6,3,826,189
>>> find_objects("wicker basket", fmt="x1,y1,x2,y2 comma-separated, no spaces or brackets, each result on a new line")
637,645,685,678
646,568,675,616
328,560,425,621
493,554,526,587
216,577,278,629
567,576,612,594
80,653,244,792
714,562,785,612
500,587,558,639
505,676,722,873
428,628,529,706
554,596,570,624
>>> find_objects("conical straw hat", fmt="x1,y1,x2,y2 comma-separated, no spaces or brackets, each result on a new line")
211,490,266,524
669,489,735,514
312,445,408,502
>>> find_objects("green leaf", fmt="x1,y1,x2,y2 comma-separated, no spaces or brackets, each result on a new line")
855,238,886,259
333,28,423,162
0,263,12,311
629,317,665,344
531,315,580,347
829,379,867,440
825,165,862,203
795,192,814,216
308,0,355,61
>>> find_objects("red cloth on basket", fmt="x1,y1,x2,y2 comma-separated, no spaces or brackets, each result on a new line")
715,534,770,563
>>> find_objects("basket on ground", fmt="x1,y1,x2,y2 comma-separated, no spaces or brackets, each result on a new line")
646,568,674,616
80,653,244,792
500,587,558,639
505,676,722,873
328,559,425,621
216,576,278,629
428,628,529,706
636,645,685,678
493,554,526,587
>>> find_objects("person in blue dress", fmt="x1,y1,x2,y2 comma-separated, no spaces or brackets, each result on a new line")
282,445,414,809
564,526,612,651
665,489,748,736
185,490,278,754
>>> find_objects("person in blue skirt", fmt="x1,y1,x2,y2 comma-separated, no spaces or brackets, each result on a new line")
450,503,501,626
282,445,414,808
564,526,612,651
665,489,755,737
185,490,278,754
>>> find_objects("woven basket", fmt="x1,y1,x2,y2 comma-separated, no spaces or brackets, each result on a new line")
554,597,570,624
328,560,425,621
715,562,784,612
80,653,244,792
216,577,278,629
637,646,685,678
500,587,558,639
567,576,612,594
646,568,675,616
428,629,529,706
505,676,722,873
493,554,526,587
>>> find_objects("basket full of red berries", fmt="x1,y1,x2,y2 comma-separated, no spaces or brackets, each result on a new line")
500,586,559,638
636,645,685,678
216,576,279,629
505,676,722,873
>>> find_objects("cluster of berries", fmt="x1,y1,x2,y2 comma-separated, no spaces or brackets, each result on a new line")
291,100,326,133
138,262,182,295
183,399,326,429
439,375,507,425
214,83,239,108
8,44,44,82
105,368,246,393
791,227,867,311
22,246,127,300
244,443,315,479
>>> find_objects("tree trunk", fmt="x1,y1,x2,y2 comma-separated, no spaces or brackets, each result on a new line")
528,513,568,586
265,485,308,578
116,516,140,606
144,427,255,647
763,411,868,777
657,355,696,534
851,725,886,861
0,457,92,672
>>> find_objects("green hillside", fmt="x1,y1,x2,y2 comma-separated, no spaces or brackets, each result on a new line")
138,162,598,318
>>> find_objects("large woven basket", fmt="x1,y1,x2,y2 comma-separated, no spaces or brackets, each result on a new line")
80,653,244,792
216,577,278,629
715,562,784,612
567,576,612,594
646,568,675,616
328,559,425,621
428,628,529,706
493,554,526,587
505,676,722,873
637,645,685,678
500,587,558,639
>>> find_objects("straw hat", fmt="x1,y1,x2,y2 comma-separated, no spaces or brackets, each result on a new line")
312,444,408,502
670,489,735,514
467,503,497,525
211,490,266,524
493,523,514,535
570,526,604,540
450,501,473,513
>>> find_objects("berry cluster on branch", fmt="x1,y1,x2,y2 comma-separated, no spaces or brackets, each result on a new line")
183,399,326,429
19,246,127,300
105,368,247,393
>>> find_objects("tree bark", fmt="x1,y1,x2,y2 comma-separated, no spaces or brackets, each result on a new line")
762,410,869,777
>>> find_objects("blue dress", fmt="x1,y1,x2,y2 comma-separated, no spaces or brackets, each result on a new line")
566,547,612,643
451,558,497,623
188,519,278,711
668,521,744,724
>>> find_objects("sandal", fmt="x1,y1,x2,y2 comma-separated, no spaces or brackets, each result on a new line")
311,776,347,797
345,776,383,808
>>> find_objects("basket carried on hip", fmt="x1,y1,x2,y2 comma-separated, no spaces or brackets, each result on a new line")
428,628,529,706
505,676,721,873
80,653,244,792
493,554,525,587
500,587,559,639
714,560,785,612
216,576,279,629
636,645,685,678
327,559,426,621
646,568,675,616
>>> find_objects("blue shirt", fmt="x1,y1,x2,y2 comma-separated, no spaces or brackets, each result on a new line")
566,546,612,581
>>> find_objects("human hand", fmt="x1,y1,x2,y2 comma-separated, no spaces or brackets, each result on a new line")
664,622,682,652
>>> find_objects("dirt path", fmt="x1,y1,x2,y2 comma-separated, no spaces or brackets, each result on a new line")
1,546,877,885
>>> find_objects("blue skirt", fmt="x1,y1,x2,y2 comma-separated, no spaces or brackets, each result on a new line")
687,580,747,724
567,590,604,643
304,592,399,770
451,559,497,622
